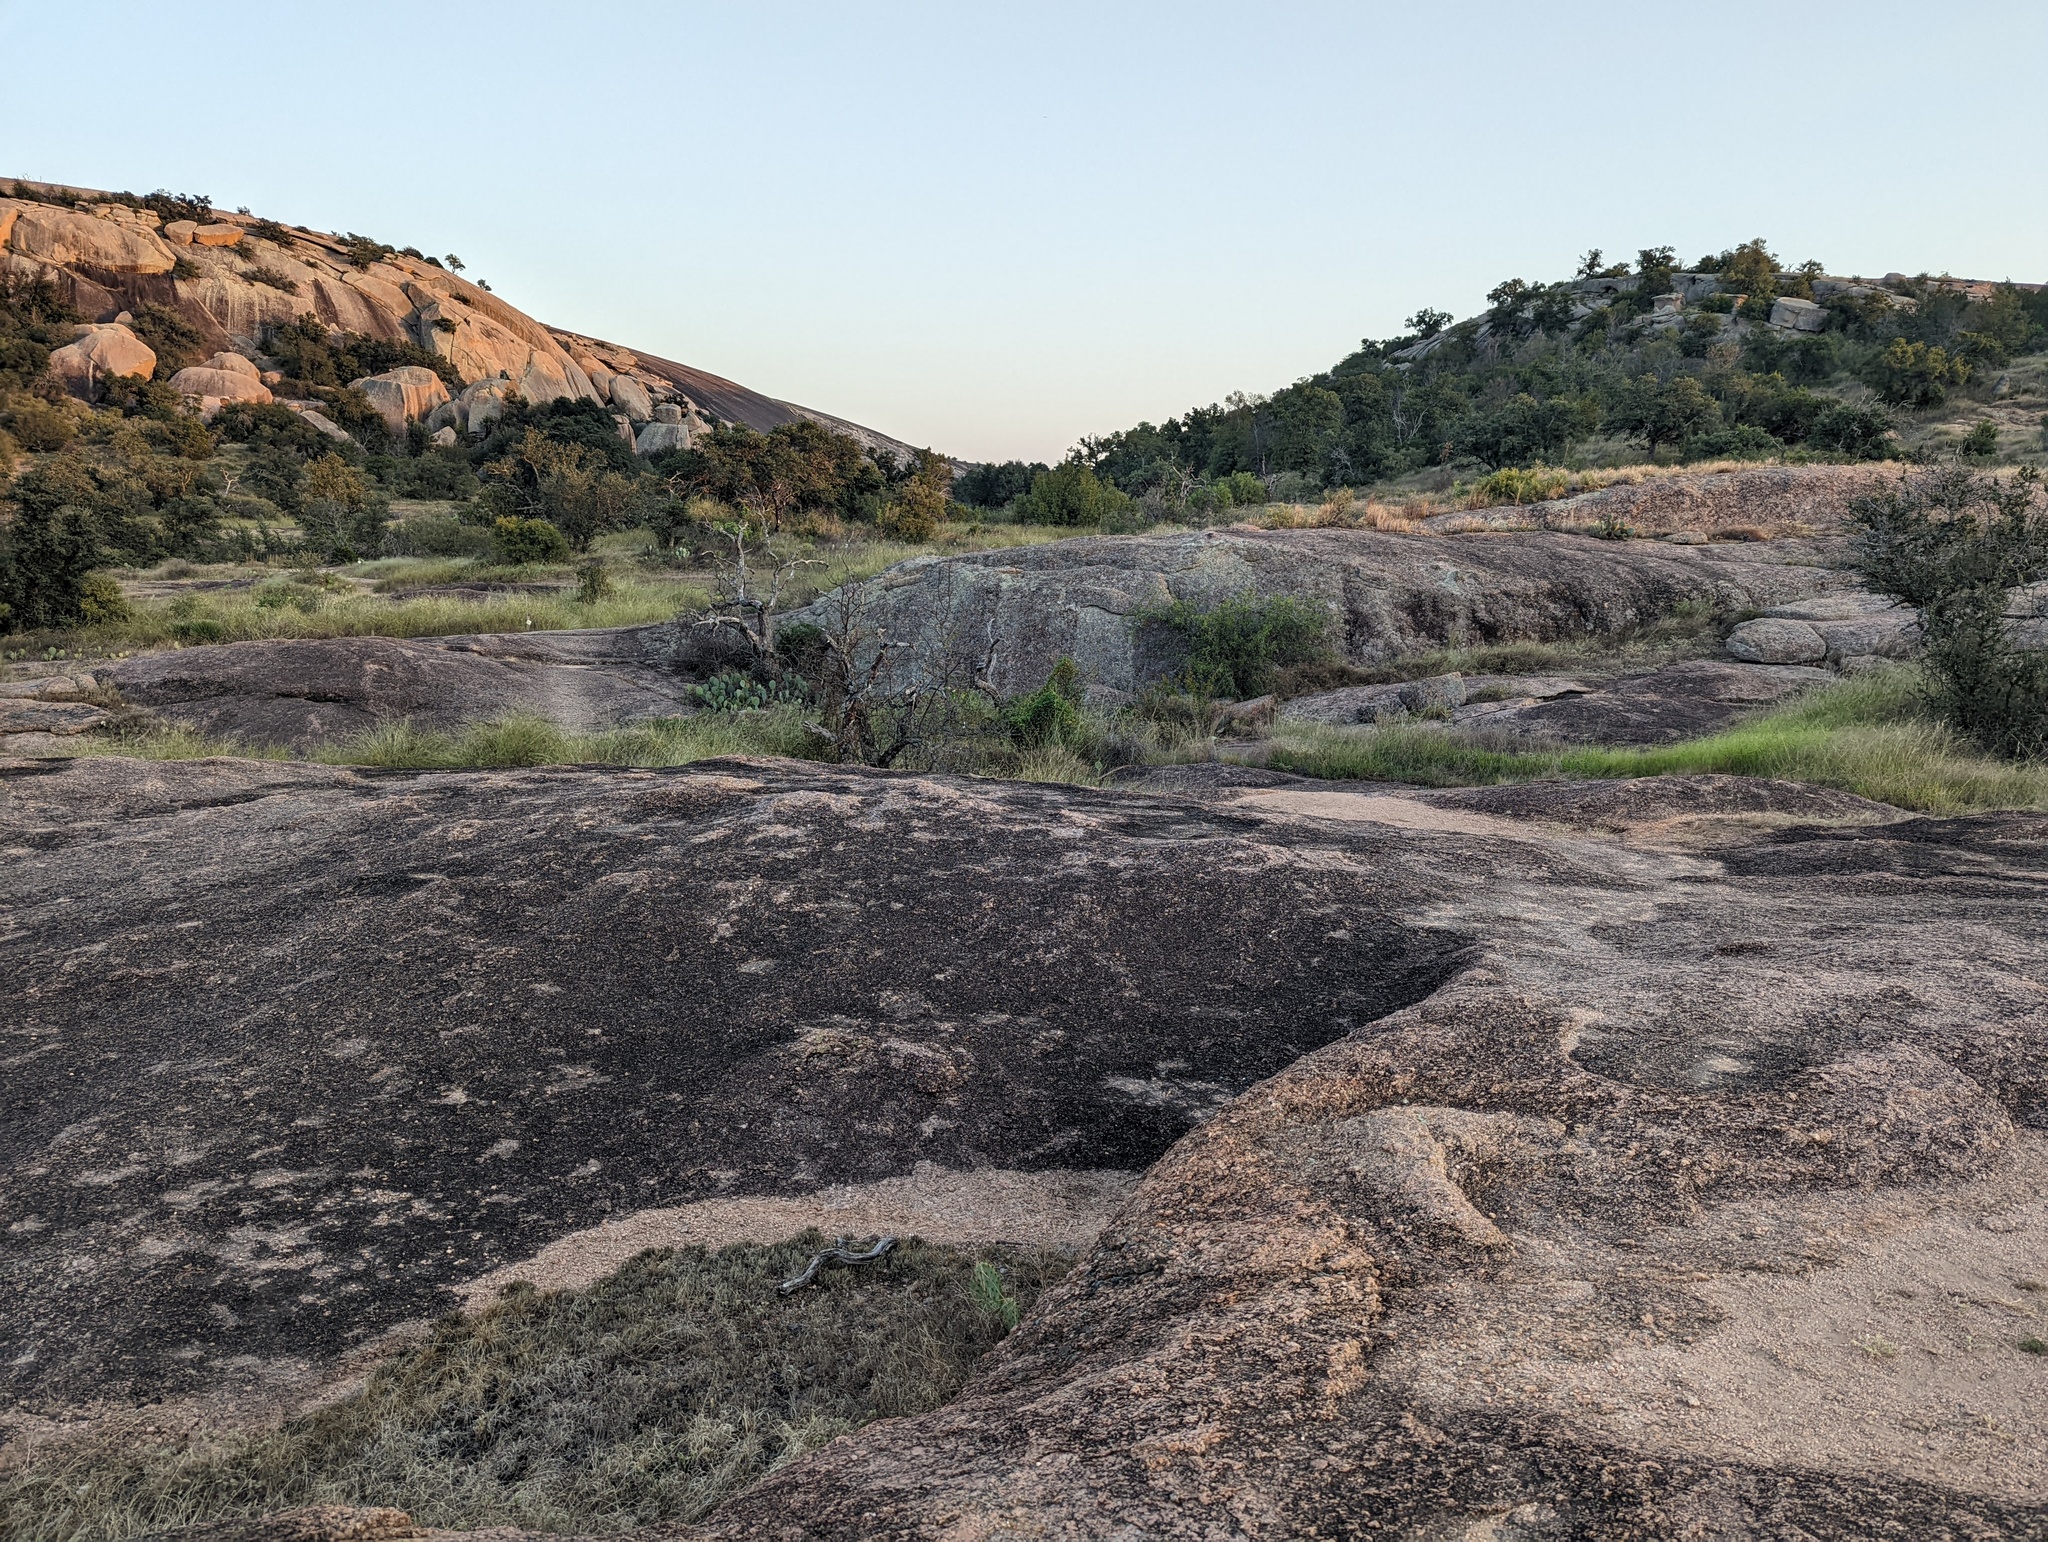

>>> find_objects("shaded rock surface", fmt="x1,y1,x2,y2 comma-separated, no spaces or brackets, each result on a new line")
1448,658,1838,744
104,624,723,748
784,527,1852,699
1426,465,1903,539
4,759,2044,1540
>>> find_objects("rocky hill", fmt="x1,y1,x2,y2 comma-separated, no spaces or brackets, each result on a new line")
0,177,922,460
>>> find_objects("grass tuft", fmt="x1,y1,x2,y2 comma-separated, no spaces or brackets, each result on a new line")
0,1235,1068,1541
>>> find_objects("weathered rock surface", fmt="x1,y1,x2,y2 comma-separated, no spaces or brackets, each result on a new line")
104,624,714,748
785,527,1853,698
1449,658,1837,744
167,364,273,406
1726,615,1830,664
1770,294,1828,332
1430,465,1904,539
347,365,451,436
45,320,156,395
5,759,2045,1540
1,198,176,273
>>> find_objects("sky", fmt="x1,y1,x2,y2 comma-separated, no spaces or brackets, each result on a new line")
2,1,2043,463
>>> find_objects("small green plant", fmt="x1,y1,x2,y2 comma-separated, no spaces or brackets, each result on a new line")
690,670,808,712
76,572,130,625
967,1260,1021,1330
1960,419,2000,459
1004,657,1085,749
575,559,616,604
1854,1334,1900,1360
1593,507,1634,540
2019,1335,2048,1355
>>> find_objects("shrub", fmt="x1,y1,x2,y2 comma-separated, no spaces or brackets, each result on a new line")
0,334,51,392
492,515,570,565
1473,466,1566,506
1005,657,1085,749
691,669,808,711
382,514,493,558
3,398,76,451
78,571,130,624
1808,402,1897,460
1140,593,1330,699
1851,464,2048,757
575,559,615,603
1961,420,2000,459
0,501,101,631
126,302,209,376
1015,461,1130,526
1861,338,1969,408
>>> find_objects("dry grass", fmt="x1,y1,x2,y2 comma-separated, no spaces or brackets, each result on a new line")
0,1235,1069,1541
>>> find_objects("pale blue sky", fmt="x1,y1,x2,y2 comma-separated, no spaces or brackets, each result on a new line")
3,1,2042,461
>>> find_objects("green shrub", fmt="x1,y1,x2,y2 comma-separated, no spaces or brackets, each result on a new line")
1961,420,2000,459
1862,338,1969,408
690,670,809,712
1005,657,1085,749
77,571,130,624
575,559,616,603
0,501,100,632
1808,402,1897,460
1140,593,1330,699
492,515,570,564
1851,464,2048,758
1014,461,1131,526
2,398,76,451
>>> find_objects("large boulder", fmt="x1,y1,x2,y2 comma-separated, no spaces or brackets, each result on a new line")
191,222,244,248
199,350,261,380
634,419,690,455
44,322,156,396
166,365,272,407
428,375,515,435
347,365,452,436
1769,295,1828,332
1725,616,1829,664
609,374,654,422
3,200,176,274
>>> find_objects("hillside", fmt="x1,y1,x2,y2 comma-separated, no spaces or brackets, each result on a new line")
0,177,921,461
964,239,2048,520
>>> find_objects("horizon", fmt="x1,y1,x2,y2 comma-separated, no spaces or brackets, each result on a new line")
3,0,2042,463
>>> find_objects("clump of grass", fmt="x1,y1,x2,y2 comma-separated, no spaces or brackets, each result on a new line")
0,1235,1068,1541
1262,668,2048,814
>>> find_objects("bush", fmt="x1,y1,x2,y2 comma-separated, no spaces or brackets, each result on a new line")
382,514,494,558
492,515,570,564
955,459,1047,508
1961,420,2000,459
2,398,76,451
1861,338,1969,408
1473,466,1566,506
78,571,130,624
1808,402,1897,460
1140,593,1330,699
1004,657,1085,749
1851,464,2048,757
1014,461,1130,526
0,501,101,631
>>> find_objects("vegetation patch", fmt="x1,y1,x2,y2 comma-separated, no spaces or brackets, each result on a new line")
0,1235,1068,1540
1262,667,2048,814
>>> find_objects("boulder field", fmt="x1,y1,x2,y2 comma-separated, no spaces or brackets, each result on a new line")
2,755,2044,1539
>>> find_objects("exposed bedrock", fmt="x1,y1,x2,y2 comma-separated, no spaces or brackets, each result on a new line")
782,527,1854,698
0,755,1465,1411
7,759,2044,1538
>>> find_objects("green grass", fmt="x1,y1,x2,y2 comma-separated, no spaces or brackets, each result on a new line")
0,1235,1069,1541
1262,667,2048,814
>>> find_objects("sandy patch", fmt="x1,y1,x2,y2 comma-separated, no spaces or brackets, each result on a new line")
1234,789,1535,839
455,1163,1137,1309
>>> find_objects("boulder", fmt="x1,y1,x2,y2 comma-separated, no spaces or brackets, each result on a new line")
162,219,198,245
439,376,513,434
653,402,685,425
167,365,272,406
45,322,156,396
200,351,261,380
429,425,458,448
191,223,243,248
4,202,176,274
347,365,452,436
609,375,654,422
282,402,353,442
1725,616,1828,664
1769,295,1828,333
634,419,690,455
1446,658,1836,744
0,699,109,736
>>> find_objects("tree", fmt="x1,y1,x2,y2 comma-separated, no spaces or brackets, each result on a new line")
1851,464,2048,757
1575,249,1605,280
1406,308,1452,340
0,500,101,632
1458,394,1592,469
1608,374,1720,455
1015,462,1130,526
